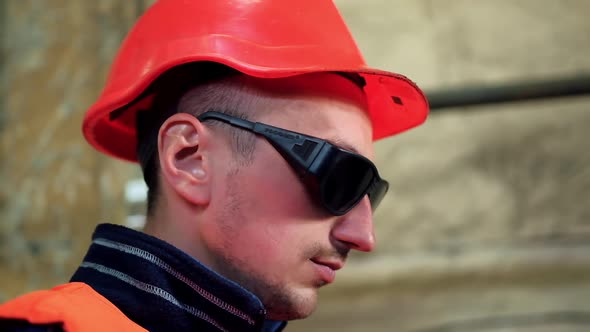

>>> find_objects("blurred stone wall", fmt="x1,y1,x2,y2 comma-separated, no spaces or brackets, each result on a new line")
0,1,146,301
290,1,590,331
1,1,589,332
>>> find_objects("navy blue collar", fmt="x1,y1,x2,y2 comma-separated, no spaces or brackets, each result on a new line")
71,224,286,332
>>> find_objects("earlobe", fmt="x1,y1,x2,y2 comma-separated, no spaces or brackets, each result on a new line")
158,113,211,206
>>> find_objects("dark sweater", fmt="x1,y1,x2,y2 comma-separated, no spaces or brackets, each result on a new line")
0,224,286,332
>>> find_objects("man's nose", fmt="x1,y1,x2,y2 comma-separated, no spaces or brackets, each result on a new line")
330,197,376,252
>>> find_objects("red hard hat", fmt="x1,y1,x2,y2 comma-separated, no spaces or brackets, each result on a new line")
83,0,429,162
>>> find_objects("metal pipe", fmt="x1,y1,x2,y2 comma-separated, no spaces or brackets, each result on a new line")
425,74,590,110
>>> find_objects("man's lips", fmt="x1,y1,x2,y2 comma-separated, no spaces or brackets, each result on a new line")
310,258,344,284
310,258,343,271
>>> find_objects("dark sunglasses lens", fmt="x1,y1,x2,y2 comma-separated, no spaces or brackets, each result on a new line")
368,180,389,211
322,155,375,214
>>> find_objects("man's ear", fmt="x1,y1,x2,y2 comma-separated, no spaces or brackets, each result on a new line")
157,113,211,206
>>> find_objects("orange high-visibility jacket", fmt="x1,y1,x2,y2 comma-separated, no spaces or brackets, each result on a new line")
0,282,147,332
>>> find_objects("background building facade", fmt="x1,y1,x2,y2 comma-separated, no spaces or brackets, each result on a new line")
1,1,589,331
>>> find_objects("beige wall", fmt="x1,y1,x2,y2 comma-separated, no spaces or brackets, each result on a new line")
1,1,589,331
0,1,141,300
290,1,590,331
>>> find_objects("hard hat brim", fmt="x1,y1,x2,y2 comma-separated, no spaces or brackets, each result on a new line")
83,59,428,162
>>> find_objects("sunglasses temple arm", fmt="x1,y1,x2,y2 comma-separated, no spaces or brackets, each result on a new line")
253,124,328,170
198,111,256,131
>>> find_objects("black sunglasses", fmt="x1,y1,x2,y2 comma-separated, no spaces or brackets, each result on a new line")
197,111,389,216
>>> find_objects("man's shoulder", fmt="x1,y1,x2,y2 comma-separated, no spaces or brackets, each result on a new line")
0,319,63,332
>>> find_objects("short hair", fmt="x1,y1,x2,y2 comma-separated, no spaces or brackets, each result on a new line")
136,63,266,215
135,64,365,215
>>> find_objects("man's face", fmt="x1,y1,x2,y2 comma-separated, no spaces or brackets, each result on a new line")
198,75,376,320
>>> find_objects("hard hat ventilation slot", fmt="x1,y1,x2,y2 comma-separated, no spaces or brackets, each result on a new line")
392,96,404,105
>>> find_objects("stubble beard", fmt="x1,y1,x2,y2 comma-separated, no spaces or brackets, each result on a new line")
210,177,318,321
211,251,318,320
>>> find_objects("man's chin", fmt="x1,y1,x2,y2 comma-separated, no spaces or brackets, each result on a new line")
265,306,316,321
263,288,318,321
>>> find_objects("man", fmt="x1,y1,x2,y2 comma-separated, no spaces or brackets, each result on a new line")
0,0,428,331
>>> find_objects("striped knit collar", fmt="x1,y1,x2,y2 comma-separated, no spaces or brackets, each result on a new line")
70,223,286,332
